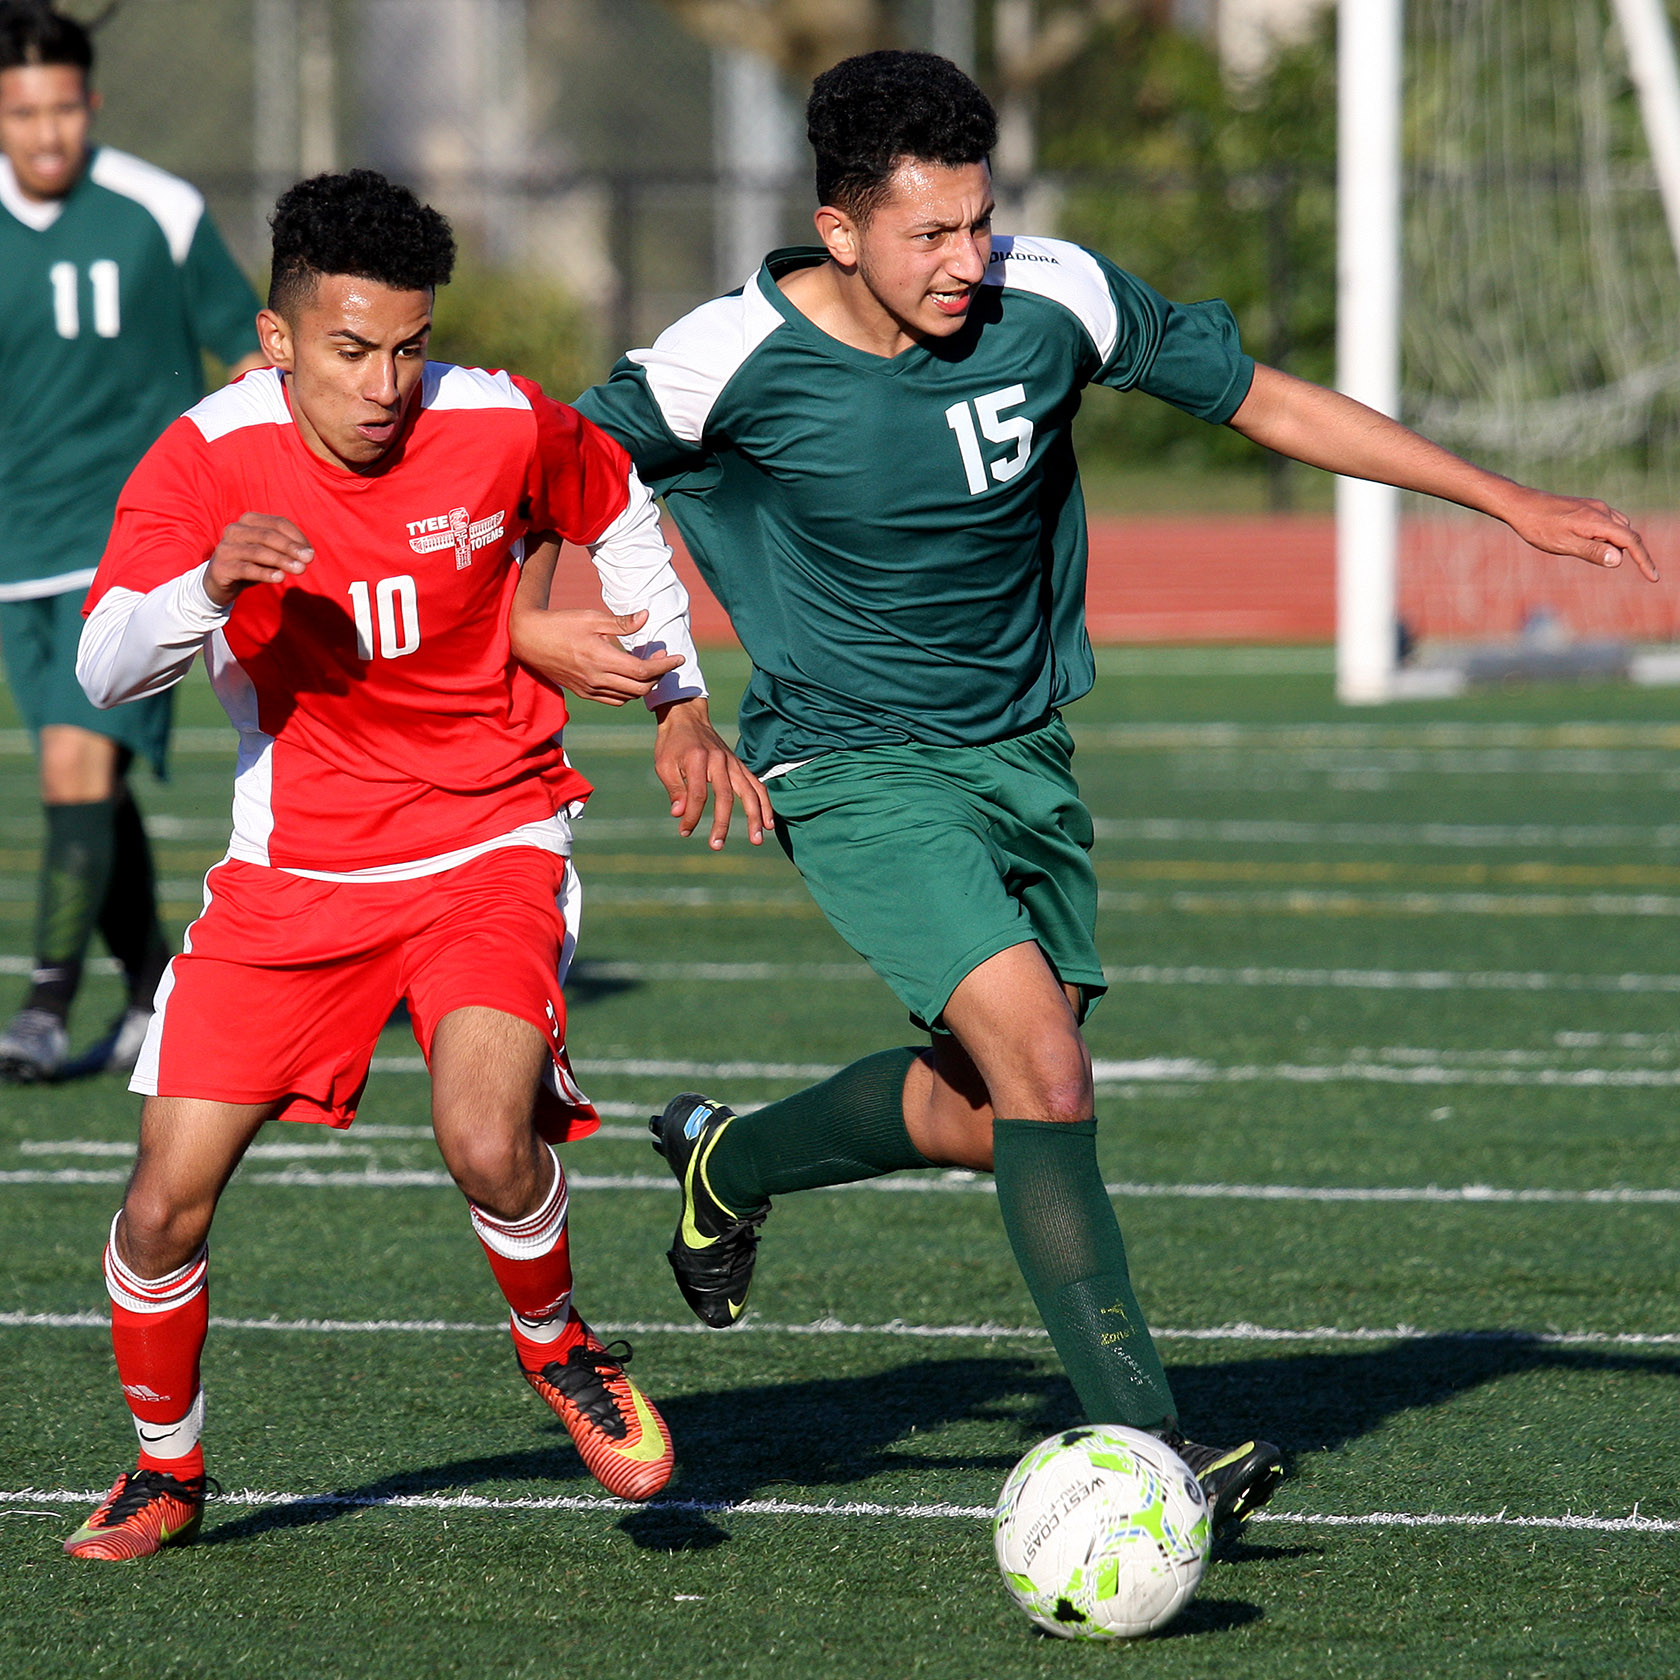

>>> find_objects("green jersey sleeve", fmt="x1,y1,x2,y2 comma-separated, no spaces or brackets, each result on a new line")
1088,250,1254,423
181,212,261,367
574,357,713,485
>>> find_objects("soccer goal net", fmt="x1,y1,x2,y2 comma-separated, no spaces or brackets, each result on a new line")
1341,0,1680,698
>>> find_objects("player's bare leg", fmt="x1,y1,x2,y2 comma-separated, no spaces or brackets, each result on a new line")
902,941,1090,1168
39,722,118,802
66,1096,274,1560
429,1005,554,1218
433,1006,672,1499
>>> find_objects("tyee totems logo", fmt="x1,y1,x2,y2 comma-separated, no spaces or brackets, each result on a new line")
406,506,507,569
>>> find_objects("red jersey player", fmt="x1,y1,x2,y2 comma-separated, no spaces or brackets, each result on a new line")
61,169,770,1560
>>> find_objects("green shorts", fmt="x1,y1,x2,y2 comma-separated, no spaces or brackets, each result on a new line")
769,714,1105,1030
0,587,173,777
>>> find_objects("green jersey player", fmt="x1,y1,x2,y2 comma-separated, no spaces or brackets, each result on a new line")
578,51,1655,1534
0,4,263,1083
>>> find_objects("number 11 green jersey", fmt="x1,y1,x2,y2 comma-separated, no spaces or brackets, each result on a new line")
0,147,260,599
575,237,1254,773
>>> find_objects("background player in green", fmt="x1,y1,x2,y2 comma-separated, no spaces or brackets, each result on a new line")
0,3,264,1083
576,51,1657,1533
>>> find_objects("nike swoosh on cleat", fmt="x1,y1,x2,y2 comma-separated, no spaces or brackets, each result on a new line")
678,1123,733,1250
610,1387,671,1465
1203,1442,1258,1475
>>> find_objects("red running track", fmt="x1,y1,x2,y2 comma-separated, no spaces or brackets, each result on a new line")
555,514,1680,645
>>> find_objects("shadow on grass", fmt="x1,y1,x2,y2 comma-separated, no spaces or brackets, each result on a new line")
1164,1334,1680,1458
197,1336,1679,1551
200,1355,1045,1549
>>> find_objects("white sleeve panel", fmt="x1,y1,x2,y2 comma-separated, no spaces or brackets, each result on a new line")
624,281,785,444
77,567,232,707
89,148,205,266
587,468,707,711
982,235,1121,364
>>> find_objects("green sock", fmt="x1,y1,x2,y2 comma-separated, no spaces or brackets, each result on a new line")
991,1117,1177,1433
25,799,117,1018
705,1047,928,1212
97,788,170,1007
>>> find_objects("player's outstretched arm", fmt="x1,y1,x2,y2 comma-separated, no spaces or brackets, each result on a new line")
508,538,685,705
1228,365,1659,583
653,696,774,851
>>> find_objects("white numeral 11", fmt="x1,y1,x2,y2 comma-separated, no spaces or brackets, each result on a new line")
49,260,121,339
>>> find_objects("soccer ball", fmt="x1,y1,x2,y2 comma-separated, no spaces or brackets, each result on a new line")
993,1424,1210,1640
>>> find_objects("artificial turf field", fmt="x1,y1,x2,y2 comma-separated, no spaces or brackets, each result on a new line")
1,645,1676,1678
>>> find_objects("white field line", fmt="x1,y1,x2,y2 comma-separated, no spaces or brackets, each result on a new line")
1089,817,1680,849
0,956,121,977
353,1050,1680,1091
576,815,1680,848
17,1140,373,1160
7,720,1679,759
552,886,1680,918
2,1166,1674,1202
1102,963,1680,993
1097,888,1680,918
13,1127,652,1161
0,1485,1672,1533
18,955,1680,994
1071,723,1680,749
4,1312,1678,1348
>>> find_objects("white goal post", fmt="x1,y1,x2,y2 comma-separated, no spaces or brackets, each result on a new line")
1335,0,1680,704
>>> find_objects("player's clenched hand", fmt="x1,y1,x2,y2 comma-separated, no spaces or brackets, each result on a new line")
509,605,685,704
1500,487,1660,583
205,513,314,605
654,696,774,850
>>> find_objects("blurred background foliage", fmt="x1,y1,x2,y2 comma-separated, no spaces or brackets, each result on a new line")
71,0,1342,505
430,265,602,398
1041,9,1337,499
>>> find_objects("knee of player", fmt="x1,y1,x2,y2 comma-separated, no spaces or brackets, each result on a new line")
437,1129,534,1211
1033,1074,1095,1126
116,1193,211,1273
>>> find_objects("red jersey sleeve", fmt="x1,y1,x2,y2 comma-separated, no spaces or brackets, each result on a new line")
84,418,225,615
511,375,635,546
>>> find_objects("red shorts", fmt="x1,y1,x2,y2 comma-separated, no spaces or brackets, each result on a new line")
134,846,598,1136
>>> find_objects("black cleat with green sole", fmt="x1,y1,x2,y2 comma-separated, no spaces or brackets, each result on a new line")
1163,1431,1285,1535
650,1093,769,1328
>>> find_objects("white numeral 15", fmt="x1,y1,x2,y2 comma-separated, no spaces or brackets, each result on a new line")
944,384,1034,496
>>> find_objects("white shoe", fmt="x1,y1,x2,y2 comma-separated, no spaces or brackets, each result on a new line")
0,1007,70,1083
80,1006,154,1076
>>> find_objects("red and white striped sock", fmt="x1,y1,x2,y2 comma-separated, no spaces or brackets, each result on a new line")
104,1214,208,1479
468,1145,582,1368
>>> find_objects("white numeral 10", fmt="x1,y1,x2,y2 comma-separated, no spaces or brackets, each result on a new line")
348,576,421,660
49,260,121,339
944,384,1034,496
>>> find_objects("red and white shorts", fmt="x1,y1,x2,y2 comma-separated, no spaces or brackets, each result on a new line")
132,846,598,1137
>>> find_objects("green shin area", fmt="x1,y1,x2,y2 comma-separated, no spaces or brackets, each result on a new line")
0,648,1674,1677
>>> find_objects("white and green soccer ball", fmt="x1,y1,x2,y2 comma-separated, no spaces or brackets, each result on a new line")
993,1423,1211,1640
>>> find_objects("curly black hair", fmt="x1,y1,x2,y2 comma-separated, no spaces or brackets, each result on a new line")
268,170,456,318
807,50,996,223
0,3,94,76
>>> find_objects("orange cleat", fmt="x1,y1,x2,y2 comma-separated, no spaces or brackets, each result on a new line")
519,1319,673,1501
64,1468,213,1561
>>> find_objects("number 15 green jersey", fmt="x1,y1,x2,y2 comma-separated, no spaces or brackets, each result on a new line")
575,237,1254,773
